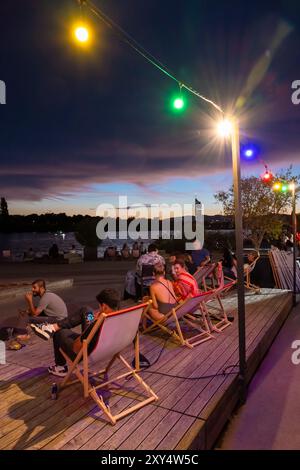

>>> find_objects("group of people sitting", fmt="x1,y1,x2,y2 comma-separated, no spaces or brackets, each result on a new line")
21,244,259,379
104,242,146,260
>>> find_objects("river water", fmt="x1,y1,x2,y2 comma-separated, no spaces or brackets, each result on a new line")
0,232,150,261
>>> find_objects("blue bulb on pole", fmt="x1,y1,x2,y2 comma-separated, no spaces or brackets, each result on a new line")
241,144,259,161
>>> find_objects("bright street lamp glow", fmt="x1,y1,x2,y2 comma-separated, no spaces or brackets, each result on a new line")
217,119,233,138
273,182,281,191
74,25,89,43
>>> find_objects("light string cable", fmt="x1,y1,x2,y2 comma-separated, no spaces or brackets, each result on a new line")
80,0,224,114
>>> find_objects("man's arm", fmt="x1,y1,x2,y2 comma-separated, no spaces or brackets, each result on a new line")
25,292,42,316
200,255,211,267
72,315,100,354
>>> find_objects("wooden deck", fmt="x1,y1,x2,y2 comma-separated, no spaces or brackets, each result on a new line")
0,288,292,450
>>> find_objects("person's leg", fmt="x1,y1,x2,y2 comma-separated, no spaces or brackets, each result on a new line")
30,314,58,325
30,307,91,340
56,307,89,330
52,329,80,366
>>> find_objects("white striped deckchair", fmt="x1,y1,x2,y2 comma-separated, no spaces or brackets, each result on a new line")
59,302,158,425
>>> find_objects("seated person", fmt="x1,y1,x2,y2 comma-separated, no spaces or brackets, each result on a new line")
244,250,259,272
106,246,116,259
121,243,130,259
49,243,59,259
165,252,180,280
221,247,237,279
191,241,210,271
172,259,200,301
24,279,68,324
69,244,76,254
30,288,120,377
132,242,140,259
146,263,178,323
136,243,165,288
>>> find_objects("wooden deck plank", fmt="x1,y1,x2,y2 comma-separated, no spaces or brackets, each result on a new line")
184,293,289,419
156,414,203,450
139,294,270,415
117,407,170,450
136,410,191,450
0,289,292,450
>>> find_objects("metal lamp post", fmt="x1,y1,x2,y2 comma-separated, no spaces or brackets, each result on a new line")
218,118,247,403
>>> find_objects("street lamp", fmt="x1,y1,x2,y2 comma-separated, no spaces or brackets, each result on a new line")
218,117,246,403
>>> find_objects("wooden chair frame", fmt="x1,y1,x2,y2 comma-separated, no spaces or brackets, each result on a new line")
142,293,216,348
59,303,158,425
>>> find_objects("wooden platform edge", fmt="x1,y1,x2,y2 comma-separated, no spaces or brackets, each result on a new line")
188,292,293,450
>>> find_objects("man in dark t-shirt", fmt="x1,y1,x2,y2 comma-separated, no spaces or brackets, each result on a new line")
30,288,120,377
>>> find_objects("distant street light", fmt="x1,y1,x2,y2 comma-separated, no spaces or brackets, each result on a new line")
218,117,246,403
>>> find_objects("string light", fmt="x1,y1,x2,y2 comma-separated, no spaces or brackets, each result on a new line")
76,0,224,114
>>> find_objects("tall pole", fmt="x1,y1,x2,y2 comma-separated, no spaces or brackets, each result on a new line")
292,186,297,306
231,119,247,403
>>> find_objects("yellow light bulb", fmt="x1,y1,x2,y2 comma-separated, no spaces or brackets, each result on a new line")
74,25,89,43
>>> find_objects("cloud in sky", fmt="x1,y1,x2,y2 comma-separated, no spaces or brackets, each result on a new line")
1,0,300,214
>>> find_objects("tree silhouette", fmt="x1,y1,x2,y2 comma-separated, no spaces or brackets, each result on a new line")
0,197,9,218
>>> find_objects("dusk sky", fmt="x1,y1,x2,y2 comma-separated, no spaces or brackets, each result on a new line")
1,0,300,216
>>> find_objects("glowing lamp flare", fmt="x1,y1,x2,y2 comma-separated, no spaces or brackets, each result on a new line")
74,25,89,43
273,182,281,191
217,119,233,138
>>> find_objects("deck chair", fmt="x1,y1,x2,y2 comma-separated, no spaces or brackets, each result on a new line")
194,263,217,291
142,292,216,348
244,255,261,292
59,302,158,425
224,254,261,294
198,264,234,332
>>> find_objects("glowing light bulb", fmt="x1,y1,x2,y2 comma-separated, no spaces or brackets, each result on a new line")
74,25,89,43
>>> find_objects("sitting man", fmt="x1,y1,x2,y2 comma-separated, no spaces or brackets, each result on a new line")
136,243,165,290
30,288,120,377
173,259,200,301
24,279,68,325
191,240,210,272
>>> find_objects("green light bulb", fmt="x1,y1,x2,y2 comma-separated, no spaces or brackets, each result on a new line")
173,97,184,110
